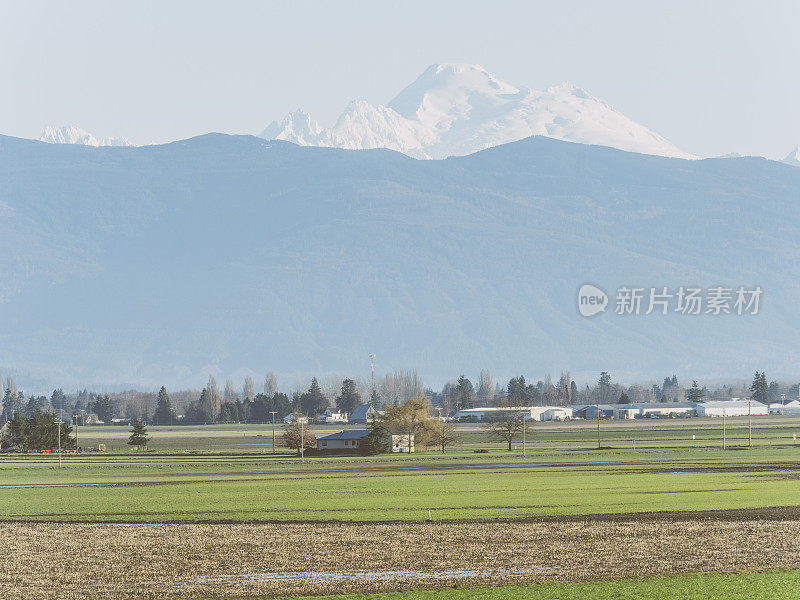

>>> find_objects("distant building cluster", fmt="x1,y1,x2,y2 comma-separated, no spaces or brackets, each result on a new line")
452,398,799,422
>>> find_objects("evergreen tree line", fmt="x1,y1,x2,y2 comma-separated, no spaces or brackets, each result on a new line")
1,410,75,451
2,369,795,427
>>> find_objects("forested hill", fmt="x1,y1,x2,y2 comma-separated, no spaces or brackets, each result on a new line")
1,133,799,389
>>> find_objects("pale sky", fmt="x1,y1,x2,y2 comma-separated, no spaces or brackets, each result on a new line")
1,0,798,158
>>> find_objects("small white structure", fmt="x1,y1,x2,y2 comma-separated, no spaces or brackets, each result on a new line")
389,433,415,452
320,408,348,424
283,414,309,424
695,399,768,417
541,407,573,421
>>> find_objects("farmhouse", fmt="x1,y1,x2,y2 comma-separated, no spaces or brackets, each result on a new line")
348,404,378,423
316,429,415,452
695,399,768,417
320,408,348,424
316,430,369,451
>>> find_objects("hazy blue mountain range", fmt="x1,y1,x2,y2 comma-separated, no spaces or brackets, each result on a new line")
1,133,800,392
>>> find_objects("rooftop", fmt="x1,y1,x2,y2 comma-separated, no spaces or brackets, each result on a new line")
317,430,371,441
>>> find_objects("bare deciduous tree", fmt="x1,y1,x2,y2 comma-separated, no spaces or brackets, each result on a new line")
428,419,460,454
477,370,494,405
242,376,255,402
486,410,525,451
223,379,238,404
263,372,277,397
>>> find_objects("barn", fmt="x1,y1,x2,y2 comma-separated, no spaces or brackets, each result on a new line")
695,399,768,417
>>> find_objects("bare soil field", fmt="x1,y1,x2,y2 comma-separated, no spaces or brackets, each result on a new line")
4,510,800,600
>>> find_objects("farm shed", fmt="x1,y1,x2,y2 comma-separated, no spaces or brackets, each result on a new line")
540,407,573,421
578,405,619,420
634,402,695,418
771,400,800,415
695,400,768,417
455,406,572,422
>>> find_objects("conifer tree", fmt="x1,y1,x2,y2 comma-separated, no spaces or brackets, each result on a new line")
335,379,361,415
153,386,174,425
128,419,150,448
301,378,328,416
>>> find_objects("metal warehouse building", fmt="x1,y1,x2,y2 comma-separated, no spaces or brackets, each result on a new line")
695,399,768,417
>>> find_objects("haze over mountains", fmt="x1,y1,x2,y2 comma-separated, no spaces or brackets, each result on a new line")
782,147,800,167
2,132,800,391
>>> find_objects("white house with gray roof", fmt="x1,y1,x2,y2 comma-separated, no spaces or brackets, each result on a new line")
316,429,414,452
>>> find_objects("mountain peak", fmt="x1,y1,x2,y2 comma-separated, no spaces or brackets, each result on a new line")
389,63,521,121
260,64,695,160
259,109,321,144
39,125,132,147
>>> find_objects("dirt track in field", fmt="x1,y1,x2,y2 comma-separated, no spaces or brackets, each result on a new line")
4,510,800,600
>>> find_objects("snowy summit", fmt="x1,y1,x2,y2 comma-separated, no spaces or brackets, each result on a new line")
39,125,132,147
260,63,695,159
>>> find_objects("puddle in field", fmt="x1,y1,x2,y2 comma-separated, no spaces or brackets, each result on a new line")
172,567,551,587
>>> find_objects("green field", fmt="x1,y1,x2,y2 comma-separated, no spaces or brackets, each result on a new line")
4,420,800,600
268,569,800,600
2,441,800,522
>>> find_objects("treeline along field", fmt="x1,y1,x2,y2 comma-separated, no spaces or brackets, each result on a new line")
46,415,800,453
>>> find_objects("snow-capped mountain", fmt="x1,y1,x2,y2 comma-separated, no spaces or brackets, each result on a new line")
260,63,694,159
781,146,800,167
39,125,132,147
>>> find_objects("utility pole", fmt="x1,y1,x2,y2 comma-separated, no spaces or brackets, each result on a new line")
57,410,62,468
596,402,601,450
269,411,277,454
723,407,726,450
522,412,527,456
748,397,752,447
74,414,78,451
300,417,305,463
